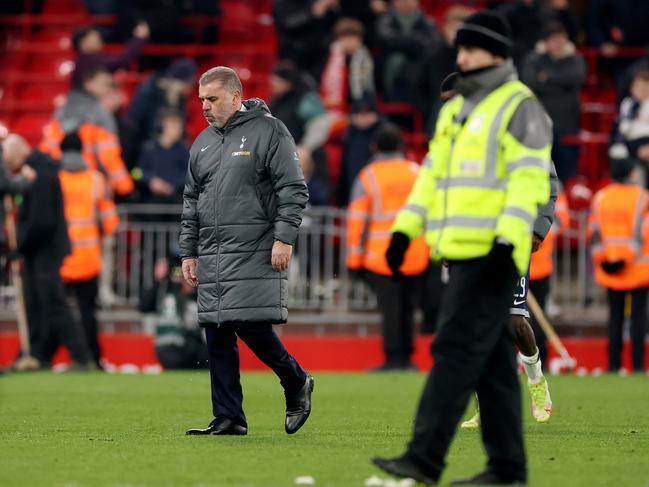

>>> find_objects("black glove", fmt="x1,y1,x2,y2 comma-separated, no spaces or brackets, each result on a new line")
601,260,625,275
481,241,514,289
385,232,410,279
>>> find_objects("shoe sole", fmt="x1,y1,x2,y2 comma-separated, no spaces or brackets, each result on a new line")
286,377,314,435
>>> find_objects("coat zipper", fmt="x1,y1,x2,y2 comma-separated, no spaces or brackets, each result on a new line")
216,134,225,323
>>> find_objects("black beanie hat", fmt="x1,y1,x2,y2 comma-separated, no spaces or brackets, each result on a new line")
454,10,512,59
610,158,636,182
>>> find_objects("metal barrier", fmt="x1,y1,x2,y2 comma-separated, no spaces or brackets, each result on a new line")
111,204,601,312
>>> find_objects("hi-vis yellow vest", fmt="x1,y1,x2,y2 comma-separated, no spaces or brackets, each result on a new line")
392,80,551,276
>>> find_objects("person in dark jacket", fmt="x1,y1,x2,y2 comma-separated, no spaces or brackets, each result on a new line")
522,21,585,182
337,95,383,207
135,109,189,204
375,0,440,102
126,58,197,165
71,22,149,88
273,0,340,80
2,135,93,371
180,66,314,437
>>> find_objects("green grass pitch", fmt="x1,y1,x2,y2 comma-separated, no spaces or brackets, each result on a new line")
1,372,648,486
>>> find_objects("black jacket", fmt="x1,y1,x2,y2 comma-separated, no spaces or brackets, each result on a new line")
18,150,71,260
179,99,308,325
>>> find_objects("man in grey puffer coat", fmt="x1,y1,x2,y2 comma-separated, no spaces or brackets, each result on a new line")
180,66,313,437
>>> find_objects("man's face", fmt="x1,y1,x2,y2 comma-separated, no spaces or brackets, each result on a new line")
84,72,113,99
81,30,103,53
393,0,418,15
545,32,568,57
339,35,362,54
456,46,501,72
198,81,241,128
161,116,184,142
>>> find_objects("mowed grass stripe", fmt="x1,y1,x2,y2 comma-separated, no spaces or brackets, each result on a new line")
1,372,647,486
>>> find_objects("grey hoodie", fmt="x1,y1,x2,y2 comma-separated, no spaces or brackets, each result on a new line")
179,99,308,325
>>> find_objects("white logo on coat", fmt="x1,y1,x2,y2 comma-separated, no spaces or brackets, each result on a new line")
240,136,247,149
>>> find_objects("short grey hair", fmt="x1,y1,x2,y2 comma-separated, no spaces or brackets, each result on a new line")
199,66,243,94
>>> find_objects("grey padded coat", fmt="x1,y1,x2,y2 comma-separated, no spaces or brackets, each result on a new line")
179,99,308,325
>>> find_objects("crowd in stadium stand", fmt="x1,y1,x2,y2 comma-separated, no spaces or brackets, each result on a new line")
3,0,649,206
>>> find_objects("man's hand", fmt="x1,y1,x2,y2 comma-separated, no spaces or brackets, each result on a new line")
181,258,198,287
272,240,293,272
637,144,649,161
532,233,543,253
154,258,169,282
20,164,36,182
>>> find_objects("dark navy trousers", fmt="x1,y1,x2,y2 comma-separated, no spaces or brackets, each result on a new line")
204,322,307,426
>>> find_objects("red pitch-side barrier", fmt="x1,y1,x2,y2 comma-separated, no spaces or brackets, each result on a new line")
1,333,648,372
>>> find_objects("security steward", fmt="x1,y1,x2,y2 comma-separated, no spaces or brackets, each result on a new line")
58,131,119,367
372,11,551,485
40,67,134,196
180,67,313,436
589,158,649,373
346,123,429,371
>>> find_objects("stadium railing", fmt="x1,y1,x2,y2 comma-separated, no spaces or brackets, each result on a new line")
107,204,601,314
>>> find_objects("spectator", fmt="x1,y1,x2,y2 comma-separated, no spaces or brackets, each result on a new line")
100,78,139,170
71,22,149,88
610,66,649,187
41,67,135,196
3,135,93,371
273,0,340,80
321,18,375,114
587,0,649,87
346,124,429,370
414,6,472,134
539,0,578,42
522,21,586,182
376,0,440,102
126,58,196,164
497,0,544,69
269,61,332,192
338,0,389,47
337,95,383,207
139,255,208,370
135,110,190,204
300,149,329,206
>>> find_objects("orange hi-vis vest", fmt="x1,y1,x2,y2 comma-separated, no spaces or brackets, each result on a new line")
59,166,120,282
530,191,569,281
40,91,134,195
588,183,649,290
347,157,429,276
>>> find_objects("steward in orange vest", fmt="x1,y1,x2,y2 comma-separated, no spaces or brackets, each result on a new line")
346,124,429,370
588,158,649,372
58,131,120,367
40,67,134,196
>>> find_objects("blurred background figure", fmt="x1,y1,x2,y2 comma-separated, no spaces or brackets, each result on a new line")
522,21,586,183
610,66,649,188
346,124,429,371
71,21,149,88
57,130,119,368
134,109,189,204
321,17,375,113
269,61,332,195
337,95,382,207
2,135,93,371
41,67,135,197
414,5,472,134
139,254,207,370
588,158,649,373
126,58,196,166
375,0,440,102
273,0,340,80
